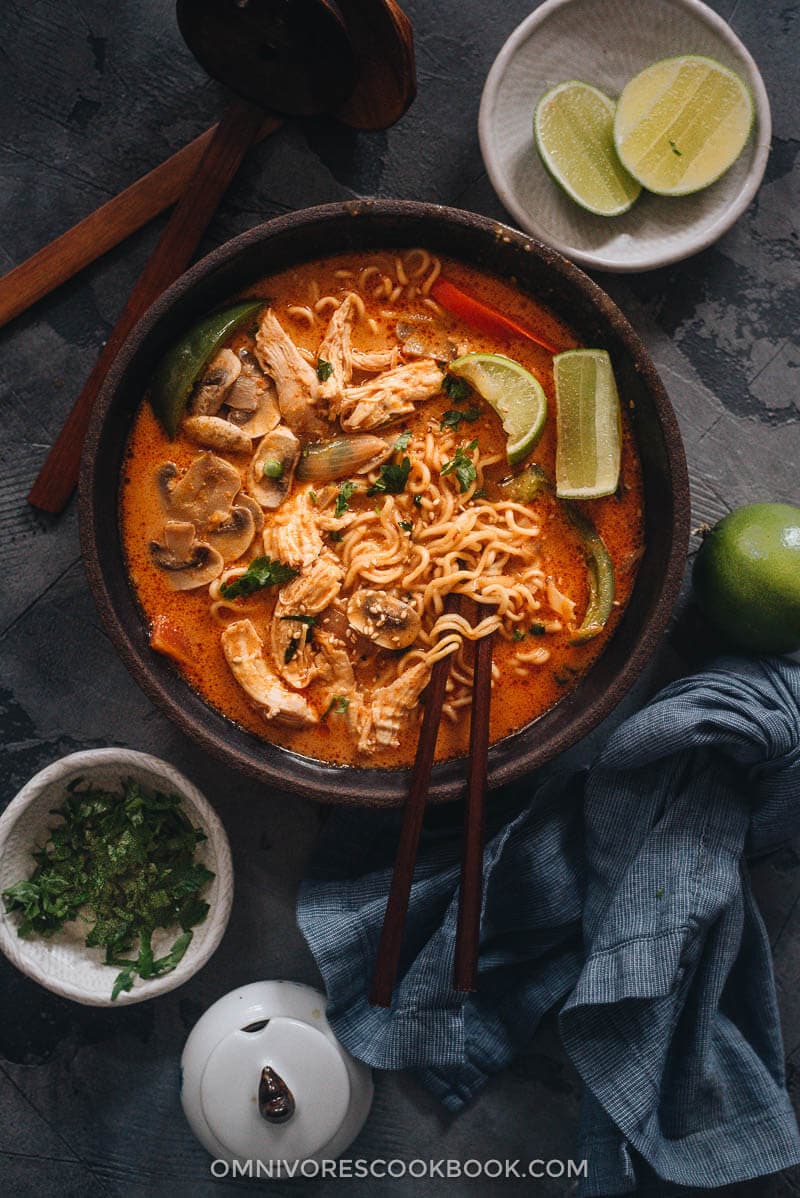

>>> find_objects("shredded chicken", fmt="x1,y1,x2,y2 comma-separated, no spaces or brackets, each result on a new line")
317,293,357,408
357,660,430,752
262,490,324,568
270,555,344,688
255,309,329,438
339,359,444,430
221,619,317,728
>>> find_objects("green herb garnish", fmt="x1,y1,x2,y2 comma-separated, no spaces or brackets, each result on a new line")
308,490,318,506
394,430,412,451
529,622,546,636
440,404,481,430
669,140,682,157
317,358,333,382
441,440,478,493
323,695,350,718
328,530,344,543
413,494,423,508
367,457,411,496
399,520,413,532
512,628,525,642
442,374,472,402
279,614,317,628
220,556,297,599
284,638,300,664
335,480,357,518
1,778,214,1001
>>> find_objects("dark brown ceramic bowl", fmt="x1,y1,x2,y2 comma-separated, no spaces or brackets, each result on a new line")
80,200,690,806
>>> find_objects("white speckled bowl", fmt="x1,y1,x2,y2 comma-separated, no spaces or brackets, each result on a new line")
479,0,772,271
0,749,233,1006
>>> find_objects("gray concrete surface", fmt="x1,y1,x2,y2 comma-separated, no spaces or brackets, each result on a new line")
0,1,798,1195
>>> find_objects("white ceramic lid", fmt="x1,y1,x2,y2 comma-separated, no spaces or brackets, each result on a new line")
181,981,373,1166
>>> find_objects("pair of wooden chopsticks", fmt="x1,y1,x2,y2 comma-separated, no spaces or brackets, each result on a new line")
369,596,494,1006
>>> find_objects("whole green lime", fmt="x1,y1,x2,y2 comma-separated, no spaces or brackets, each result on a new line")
693,503,800,653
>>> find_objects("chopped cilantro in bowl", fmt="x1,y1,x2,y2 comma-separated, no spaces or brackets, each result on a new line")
0,750,233,1005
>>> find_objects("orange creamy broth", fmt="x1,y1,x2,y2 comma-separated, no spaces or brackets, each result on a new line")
120,253,644,767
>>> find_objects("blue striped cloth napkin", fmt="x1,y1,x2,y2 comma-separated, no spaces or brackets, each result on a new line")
297,657,800,1194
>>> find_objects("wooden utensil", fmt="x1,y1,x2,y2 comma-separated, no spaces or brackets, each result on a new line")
369,594,463,1008
453,623,494,992
27,0,416,514
369,596,495,1007
0,117,280,332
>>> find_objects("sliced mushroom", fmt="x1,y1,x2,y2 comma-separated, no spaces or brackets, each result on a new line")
247,425,301,509
346,589,421,649
160,453,241,524
190,348,242,416
237,492,265,535
206,502,257,563
226,349,281,438
183,415,252,454
149,521,223,590
296,435,392,482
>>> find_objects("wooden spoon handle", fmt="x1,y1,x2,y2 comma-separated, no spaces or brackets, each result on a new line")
28,97,265,515
0,116,279,333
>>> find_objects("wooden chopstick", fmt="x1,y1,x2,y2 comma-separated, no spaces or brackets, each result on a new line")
0,116,280,332
369,593,462,1008
28,98,267,516
453,621,494,992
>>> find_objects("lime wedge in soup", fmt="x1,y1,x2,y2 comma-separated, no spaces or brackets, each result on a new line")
554,349,621,499
149,299,264,437
447,353,547,465
534,81,641,217
614,55,754,196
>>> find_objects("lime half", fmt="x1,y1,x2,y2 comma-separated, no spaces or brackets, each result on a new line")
534,81,642,217
448,353,547,465
554,350,621,499
614,55,754,196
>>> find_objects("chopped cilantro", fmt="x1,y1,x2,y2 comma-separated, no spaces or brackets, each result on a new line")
512,628,525,642
316,358,333,381
440,404,481,430
442,374,472,401
399,520,413,532
220,556,297,599
1,778,213,1001
441,440,478,493
394,430,412,451
367,456,412,496
323,695,350,718
335,481,357,518
529,622,546,636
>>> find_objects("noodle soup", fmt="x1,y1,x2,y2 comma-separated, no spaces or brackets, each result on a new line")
121,251,644,768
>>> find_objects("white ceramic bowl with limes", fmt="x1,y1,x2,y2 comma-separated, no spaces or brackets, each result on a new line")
479,0,771,272
0,749,234,1006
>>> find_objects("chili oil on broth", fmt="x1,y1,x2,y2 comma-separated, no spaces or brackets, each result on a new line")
121,251,644,768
